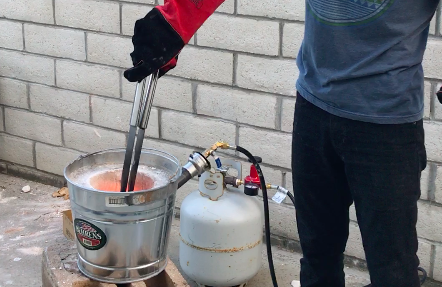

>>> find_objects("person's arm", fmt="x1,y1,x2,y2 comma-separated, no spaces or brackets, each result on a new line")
124,0,225,82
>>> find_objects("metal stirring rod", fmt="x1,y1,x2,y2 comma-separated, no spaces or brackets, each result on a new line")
127,71,159,191
120,78,147,192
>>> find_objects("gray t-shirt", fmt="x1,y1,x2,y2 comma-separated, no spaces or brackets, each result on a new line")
296,0,439,124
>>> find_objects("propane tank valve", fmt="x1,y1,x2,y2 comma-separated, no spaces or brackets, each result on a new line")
177,141,234,189
178,152,211,189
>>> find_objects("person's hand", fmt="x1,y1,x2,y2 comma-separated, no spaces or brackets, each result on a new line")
124,55,179,82
123,0,226,83
123,8,183,82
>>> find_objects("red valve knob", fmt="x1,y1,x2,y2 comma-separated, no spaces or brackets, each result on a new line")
244,156,262,187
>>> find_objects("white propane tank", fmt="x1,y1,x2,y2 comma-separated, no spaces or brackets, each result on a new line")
179,159,264,287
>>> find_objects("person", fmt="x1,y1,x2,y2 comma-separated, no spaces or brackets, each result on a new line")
123,0,439,286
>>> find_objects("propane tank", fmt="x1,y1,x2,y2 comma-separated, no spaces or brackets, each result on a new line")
179,158,264,287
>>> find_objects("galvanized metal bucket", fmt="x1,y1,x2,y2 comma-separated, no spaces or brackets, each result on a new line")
64,148,181,284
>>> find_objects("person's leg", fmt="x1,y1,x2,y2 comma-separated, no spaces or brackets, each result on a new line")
333,117,425,287
292,94,353,287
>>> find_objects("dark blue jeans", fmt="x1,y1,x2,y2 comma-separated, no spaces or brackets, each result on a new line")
291,94,426,287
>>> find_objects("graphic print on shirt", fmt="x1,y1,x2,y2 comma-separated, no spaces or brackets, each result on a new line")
307,0,395,26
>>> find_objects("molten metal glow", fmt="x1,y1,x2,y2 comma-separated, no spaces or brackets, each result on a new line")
89,170,154,192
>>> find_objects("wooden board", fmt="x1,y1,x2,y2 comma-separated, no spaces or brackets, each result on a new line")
42,235,190,287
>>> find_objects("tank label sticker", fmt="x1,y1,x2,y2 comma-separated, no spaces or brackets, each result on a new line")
74,219,107,251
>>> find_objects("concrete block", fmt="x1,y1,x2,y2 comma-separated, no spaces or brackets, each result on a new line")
6,164,66,187
282,22,305,58
35,143,81,175
285,171,293,192
123,0,155,3
87,33,132,68
281,97,296,132
161,110,236,149
122,3,155,36
0,0,53,24
55,0,120,33
122,76,193,112
0,133,34,167
153,77,193,112
423,39,442,80
424,121,442,163
142,139,197,165
237,0,305,21
168,46,233,85
56,60,120,98
417,240,432,274
121,79,137,102
237,54,298,96
5,108,62,145
0,108,3,131
24,24,85,61
239,126,292,169
420,166,430,201
0,78,28,109
266,198,299,240
29,84,90,123
0,19,23,50
216,0,235,13
197,14,279,56
435,165,442,204
430,13,436,35
90,96,131,131
417,201,442,242
63,121,126,153
91,96,159,138
196,85,278,129
433,245,442,281
0,50,54,85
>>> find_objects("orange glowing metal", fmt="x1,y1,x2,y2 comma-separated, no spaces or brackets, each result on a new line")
90,170,154,192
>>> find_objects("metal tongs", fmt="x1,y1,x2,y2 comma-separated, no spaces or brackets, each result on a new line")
120,71,159,192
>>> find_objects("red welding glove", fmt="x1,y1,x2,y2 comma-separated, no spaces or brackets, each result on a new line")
124,0,225,82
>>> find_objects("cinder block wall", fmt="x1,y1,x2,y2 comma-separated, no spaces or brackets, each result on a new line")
1,0,442,280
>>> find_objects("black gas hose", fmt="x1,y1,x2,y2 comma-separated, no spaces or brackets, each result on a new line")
235,145,279,287
287,191,296,207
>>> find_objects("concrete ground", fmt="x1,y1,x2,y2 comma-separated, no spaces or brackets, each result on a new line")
0,173,437,287
0,173,70,287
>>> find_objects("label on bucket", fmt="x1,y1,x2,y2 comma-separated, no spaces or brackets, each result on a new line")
106,194,148,207
105,196,129,207
74,219,107,251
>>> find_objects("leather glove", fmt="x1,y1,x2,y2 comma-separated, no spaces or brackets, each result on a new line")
124,0,225,82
